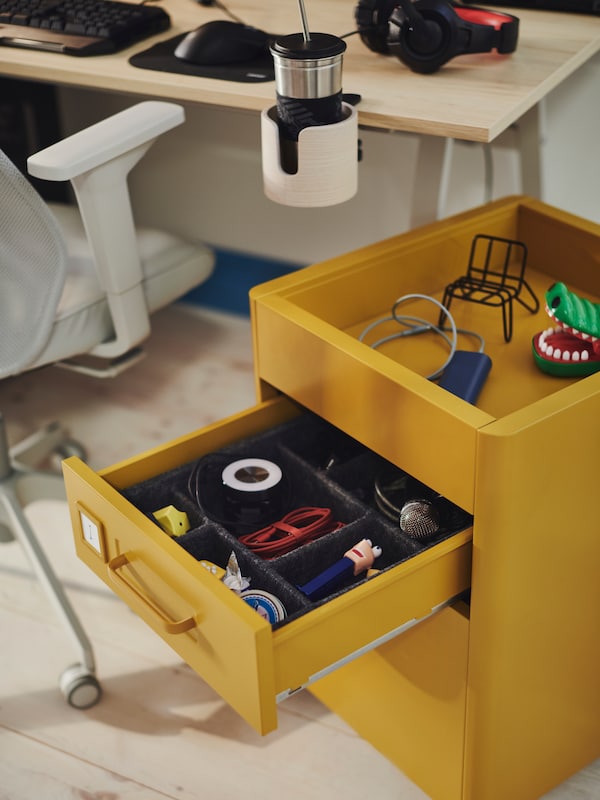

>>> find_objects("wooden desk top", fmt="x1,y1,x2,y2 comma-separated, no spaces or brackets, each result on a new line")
1,0,599,141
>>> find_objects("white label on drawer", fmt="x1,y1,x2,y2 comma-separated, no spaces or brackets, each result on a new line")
80,511,101,553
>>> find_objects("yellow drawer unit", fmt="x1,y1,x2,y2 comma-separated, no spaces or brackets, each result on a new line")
249,196,600,800
65,196,600,800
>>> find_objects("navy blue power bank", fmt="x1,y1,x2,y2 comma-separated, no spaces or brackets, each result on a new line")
438,350,492,404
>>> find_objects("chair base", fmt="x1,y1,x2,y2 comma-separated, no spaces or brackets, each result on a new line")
0,413,101,709
56,346,146,379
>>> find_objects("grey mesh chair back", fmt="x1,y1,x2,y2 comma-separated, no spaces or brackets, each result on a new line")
0,148,67,378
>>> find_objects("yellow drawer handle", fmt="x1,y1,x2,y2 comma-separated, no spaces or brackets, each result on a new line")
108,553,197,635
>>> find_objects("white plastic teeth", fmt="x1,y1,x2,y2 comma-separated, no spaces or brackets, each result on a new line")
537,327,590,362
545,304,599,343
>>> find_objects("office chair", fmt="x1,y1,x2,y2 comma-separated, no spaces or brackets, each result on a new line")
0,101,214,709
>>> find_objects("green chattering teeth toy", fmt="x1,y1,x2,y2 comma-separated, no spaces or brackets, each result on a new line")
532,282,600,377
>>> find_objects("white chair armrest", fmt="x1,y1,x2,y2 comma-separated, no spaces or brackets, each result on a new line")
26,101,186,360
27,101,184,181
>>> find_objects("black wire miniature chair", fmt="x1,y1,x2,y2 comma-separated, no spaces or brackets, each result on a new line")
440,234,539,342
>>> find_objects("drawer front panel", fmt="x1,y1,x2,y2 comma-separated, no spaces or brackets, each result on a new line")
65,461,278,734
65,397,473,736
253,299,484,513
272,531,472,696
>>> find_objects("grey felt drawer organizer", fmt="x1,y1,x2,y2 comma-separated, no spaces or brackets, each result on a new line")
121,414,472,628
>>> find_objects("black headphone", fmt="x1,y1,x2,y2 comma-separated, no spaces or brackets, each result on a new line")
354,0,519,74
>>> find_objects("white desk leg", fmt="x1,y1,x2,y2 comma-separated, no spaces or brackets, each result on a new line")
410,135,454,228
515,101,544,199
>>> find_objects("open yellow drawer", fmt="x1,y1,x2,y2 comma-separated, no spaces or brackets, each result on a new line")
63,394,472,735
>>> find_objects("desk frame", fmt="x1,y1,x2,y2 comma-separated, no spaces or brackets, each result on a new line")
0,1,598,225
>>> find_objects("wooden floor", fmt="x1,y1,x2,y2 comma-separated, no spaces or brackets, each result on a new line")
1,305,598,800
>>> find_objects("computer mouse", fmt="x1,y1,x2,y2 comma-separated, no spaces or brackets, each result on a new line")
174,20,270,66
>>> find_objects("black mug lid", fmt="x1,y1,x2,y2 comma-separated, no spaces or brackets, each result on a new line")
271,32,346,59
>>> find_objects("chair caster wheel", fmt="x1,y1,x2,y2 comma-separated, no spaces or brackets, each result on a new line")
50,440,87,472
59,663,102,709
58,439,87,460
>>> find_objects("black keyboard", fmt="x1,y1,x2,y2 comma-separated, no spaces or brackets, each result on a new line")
0,0,171,56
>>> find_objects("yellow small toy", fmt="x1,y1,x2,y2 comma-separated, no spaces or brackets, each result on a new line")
153,505,191,537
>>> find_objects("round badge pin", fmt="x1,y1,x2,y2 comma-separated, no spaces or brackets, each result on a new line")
241,590,287,624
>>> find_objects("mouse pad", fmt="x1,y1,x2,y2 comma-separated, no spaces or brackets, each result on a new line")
129,33,274,83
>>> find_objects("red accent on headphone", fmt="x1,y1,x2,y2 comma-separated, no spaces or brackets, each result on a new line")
454,6,516,29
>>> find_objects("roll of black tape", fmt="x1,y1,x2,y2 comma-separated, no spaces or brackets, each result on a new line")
221,457,284,527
